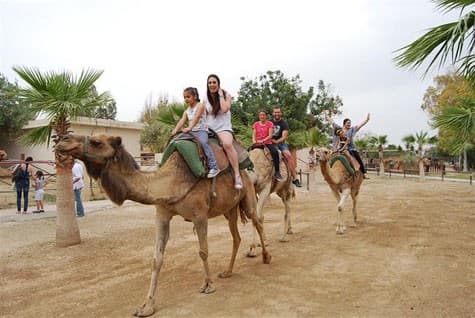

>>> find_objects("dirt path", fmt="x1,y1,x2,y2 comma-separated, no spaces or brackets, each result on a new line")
1,173,474,317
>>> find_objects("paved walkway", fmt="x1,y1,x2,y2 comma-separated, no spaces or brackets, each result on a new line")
0,199,139,224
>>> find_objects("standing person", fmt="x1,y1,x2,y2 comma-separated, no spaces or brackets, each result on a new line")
171,87,220,178
252,110,283,180
325,111,370,178
271,106,302,187
13,156,34,214
33,170,46,213
72,160,85,217
204,74,243,189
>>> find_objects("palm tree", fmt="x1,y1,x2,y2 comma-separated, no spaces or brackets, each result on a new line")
394,1,475,82
370,135,388,176
414,131,438,177
432,97,475,171
13,66,111,247
402,134,416,152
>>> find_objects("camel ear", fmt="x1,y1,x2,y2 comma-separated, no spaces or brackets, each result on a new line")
110,136,122,149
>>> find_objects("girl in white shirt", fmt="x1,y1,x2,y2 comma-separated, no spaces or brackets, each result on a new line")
172,87,219,178
204,74,242,189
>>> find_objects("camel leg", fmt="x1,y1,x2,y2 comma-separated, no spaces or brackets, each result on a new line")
193,216,216,294
279,195,292,242
249,209,272,264
350,191,358,227
135,210,172,317
336,189,351,234
255,185,271,247
219,209,240,278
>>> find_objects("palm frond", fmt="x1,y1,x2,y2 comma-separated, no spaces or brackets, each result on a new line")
19,125,52,146
394,11,475,76
434,0,475,13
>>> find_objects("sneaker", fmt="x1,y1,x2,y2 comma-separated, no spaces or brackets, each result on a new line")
363,174,370,179
292,179,302,187
275,171,283,181
207,168,220,178
39,209,45,213
234,174,243,190
32,210,40,214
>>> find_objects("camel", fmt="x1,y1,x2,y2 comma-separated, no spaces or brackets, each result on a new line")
55,134,271,317
247,147,295,252
316,147,363,234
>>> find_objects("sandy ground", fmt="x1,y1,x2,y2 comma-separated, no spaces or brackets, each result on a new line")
0,171,474,318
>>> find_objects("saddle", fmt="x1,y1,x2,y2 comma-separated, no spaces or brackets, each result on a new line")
329,153,356,175
160,131,253,178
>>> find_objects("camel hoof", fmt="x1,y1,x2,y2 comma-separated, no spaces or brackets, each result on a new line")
338,206,343,212
279,236,289,243
247,249,257,258
218,271,233,279
286,228,294,234
134,304,155,317
336,226,345,234
199,282,216,294
262,252,272,264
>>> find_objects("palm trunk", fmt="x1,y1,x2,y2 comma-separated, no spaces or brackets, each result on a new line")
418,148,425,178
463,149,468,172
378,147,384,176
55,153,81,247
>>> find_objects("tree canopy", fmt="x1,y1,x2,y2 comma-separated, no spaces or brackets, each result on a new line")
0,73,35,142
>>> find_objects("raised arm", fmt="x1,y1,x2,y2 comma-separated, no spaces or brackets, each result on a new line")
325,110,340,131
218,88,231,113
355,113,370,132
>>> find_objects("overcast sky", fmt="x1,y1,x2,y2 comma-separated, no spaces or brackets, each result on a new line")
0,0,460,145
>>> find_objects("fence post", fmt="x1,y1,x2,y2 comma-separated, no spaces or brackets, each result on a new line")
470,175,472,185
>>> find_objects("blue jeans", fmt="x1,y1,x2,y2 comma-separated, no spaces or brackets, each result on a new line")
16,182,29,212
190,130,218,170
74,188,84,216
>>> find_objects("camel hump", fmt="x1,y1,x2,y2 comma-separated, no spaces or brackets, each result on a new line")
330,154,355,175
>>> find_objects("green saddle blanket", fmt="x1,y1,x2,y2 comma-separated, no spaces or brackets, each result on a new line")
329,154,355,175
160,135,253,178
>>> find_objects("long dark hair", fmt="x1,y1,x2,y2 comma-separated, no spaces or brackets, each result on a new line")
206,74,227,117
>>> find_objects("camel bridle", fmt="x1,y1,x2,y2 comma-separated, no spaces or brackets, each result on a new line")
82,135,110,162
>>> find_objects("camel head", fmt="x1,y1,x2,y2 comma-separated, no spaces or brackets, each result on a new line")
0,150,7,161
315,147,331,162
56,134,138,180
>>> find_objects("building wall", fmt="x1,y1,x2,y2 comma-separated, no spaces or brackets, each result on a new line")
1,117,143,202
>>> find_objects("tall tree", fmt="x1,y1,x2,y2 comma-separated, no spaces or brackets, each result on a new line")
234,70,343,148
394,1,475,82
370,135,388,175
13,66,111,247
432,97,475,171
234,70,313,131
308,80,344,133
0,73,34,142
402,134,416,152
